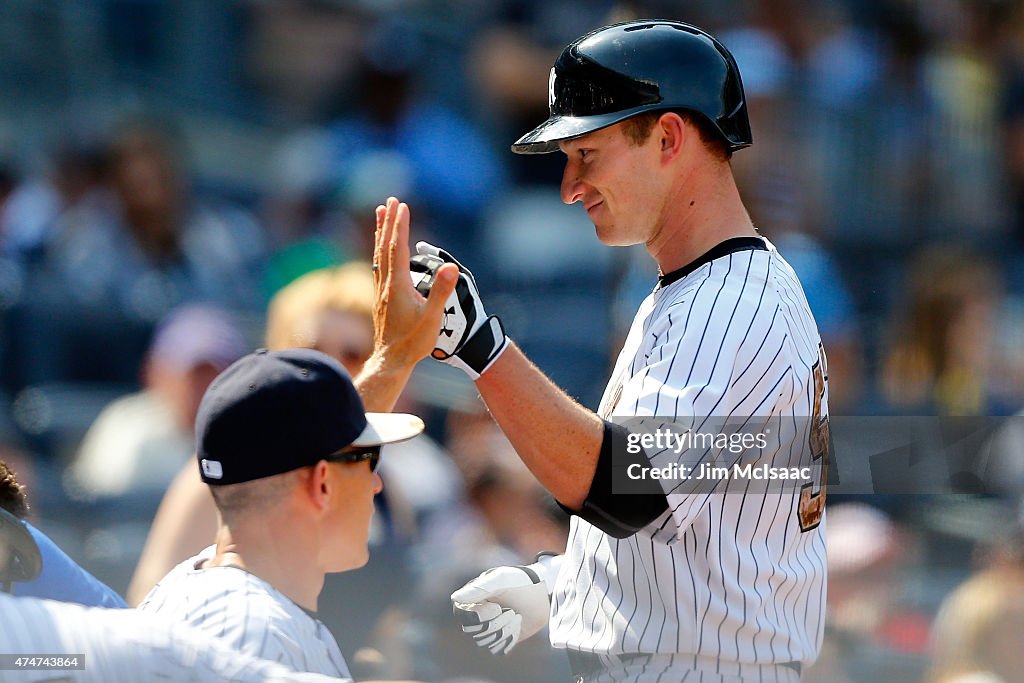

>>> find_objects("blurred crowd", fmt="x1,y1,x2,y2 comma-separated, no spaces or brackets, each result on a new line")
1,0,1024,681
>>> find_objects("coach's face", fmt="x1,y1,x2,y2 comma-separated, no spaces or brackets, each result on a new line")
322,457,383,573
559,120,667,247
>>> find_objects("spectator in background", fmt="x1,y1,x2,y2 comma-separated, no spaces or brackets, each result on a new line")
466,0,631,189
0,130,114,390
0,130,108,264
972,512,1024,571
65,304,247,500
259,128,355,299
323,19,505,262
442,405,567,562
927,567,1024,683
920,0,1015,240
265,263,374,375
9,118,266,389
1,460,125,607
41,117,267,318
880,246,1003,415
241,1,365,124
805,502,925,683
1000,2,1024,245
725,18,864,413
1004,81,1024,244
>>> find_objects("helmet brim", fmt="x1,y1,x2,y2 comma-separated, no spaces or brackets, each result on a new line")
511,106,656,154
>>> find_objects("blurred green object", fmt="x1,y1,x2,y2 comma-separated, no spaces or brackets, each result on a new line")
262,238,347,301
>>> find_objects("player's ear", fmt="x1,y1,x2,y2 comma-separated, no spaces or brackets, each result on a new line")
301,461,332,512
657,112,686,162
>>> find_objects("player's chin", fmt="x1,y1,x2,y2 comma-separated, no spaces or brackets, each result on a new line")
594,225,639,247
330,546,371,573
350,548,371,570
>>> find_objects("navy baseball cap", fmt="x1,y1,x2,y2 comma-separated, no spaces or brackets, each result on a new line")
195,348,423,485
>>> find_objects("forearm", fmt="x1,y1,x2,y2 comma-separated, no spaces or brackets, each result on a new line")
475,342,602,509
354,353,417,413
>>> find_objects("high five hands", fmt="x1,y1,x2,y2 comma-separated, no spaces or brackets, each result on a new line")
370,197,459,369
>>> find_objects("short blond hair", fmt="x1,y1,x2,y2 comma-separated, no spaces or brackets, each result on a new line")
265,262,374,351
209,470,299,525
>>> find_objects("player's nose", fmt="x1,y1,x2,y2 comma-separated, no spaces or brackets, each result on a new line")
560,162,585,205
371,471,383,495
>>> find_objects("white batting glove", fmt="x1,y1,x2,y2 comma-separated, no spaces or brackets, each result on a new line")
409,241,508,380
450,553,563,655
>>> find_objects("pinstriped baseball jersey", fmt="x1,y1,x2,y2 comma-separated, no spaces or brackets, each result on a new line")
0,593,343,682
549,237,828,675
138,546,351,679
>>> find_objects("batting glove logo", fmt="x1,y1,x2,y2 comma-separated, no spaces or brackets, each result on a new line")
410,242,508,380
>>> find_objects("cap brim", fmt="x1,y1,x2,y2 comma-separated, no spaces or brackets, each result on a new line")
352,413,424,447
511,107,656,154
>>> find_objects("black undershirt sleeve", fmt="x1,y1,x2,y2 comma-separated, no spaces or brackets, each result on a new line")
558,420,669,539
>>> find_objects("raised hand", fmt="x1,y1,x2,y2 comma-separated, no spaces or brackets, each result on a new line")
370,198,459,369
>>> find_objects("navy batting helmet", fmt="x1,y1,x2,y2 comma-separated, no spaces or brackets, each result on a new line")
512,20,752,154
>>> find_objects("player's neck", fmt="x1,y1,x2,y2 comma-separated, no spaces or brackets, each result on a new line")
207,523,324,611
647,163,756,274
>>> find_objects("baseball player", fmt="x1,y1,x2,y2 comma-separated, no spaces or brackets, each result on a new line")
0,481,336,682
375,20,829,683
0,593,341,683
137,349,436,681
1,461,126,607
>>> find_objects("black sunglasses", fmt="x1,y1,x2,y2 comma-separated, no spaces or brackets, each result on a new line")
325,445,381,473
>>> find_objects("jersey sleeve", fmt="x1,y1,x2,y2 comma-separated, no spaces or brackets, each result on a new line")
16,524,128,608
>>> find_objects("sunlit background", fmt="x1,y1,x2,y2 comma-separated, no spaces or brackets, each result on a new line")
1,1,1023,681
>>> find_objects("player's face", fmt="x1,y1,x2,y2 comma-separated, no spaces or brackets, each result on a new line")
325,458,383,572
559,121,667,246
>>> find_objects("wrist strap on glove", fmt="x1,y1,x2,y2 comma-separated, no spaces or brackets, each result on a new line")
528,552,563,597
434,315,508,380
411,248,508,380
